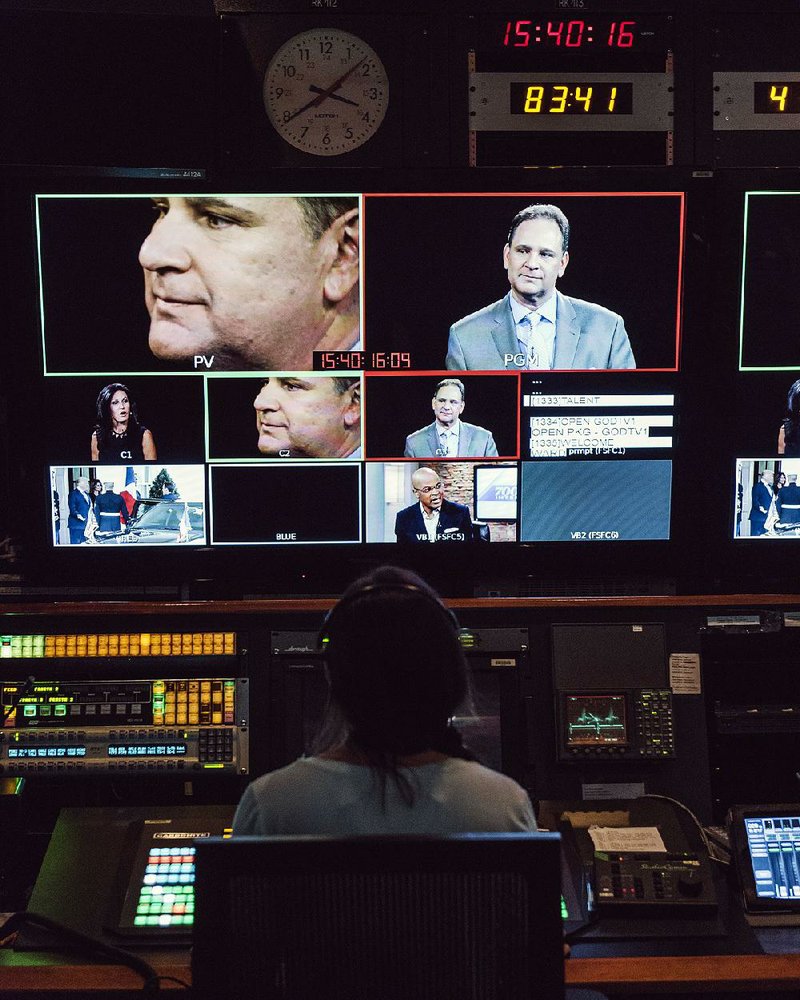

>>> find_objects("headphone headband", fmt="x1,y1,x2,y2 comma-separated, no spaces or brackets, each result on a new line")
318,581,460,649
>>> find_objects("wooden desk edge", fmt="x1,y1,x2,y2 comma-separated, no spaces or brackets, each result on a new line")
2,954,800,993
566,954,800,992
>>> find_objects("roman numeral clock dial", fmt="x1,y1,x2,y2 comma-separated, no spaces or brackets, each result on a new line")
263,29,389,157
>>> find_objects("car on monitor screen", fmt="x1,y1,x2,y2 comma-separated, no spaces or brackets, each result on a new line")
94,499,205,545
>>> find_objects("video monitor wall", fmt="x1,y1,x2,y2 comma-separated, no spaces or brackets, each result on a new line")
28,185,685,565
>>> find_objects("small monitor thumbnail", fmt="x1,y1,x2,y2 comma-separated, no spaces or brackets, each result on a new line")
734,458,800,539
522,374,674,461
51,465,207,547
563,693,628,748
520,459,672,542
365,461,518,544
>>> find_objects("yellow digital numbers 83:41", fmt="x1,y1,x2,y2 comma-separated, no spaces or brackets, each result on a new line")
511,82,632,116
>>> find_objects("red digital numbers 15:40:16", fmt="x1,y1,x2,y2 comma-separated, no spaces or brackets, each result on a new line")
502,20,636,49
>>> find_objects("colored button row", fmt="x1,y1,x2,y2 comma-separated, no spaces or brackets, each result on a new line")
143,872,194,885
142,881,194,894
133,914,194,927
0,633,236,658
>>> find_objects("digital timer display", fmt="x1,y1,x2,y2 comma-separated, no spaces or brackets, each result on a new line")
502,19,637,49
754,82,800,114
312,351,412,371
510,83,633,116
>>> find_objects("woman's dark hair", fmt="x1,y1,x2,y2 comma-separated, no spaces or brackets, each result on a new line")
89,478,103,501
784,379,800,453
314,566,476,804
94,382,140,431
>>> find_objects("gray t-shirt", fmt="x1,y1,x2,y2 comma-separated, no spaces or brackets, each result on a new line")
233,756,537,836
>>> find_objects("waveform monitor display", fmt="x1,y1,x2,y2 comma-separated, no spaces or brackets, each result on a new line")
564,693,628,747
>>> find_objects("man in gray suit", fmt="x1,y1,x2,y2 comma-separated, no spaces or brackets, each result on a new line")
404,378,499,458
446,203,635,371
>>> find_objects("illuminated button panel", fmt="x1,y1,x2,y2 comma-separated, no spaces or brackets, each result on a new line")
0,677,249,776
135,847,197,928
0,632,236,659
1,678,237,728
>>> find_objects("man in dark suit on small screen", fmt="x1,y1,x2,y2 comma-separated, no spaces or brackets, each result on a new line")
446,203,635,371
67,477,91,544
404,378,498,458
749,468,774,536
394,467,473,543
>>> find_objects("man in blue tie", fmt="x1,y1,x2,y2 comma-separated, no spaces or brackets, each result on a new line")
445,203,635,371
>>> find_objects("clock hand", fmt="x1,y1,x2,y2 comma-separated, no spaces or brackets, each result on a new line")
308,85,360,108
284,56,367,123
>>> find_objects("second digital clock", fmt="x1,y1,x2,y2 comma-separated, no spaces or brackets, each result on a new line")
510,82,633,115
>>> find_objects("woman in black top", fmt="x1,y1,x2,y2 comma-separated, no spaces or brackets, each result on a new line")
90,383,157,463
778,378,800,457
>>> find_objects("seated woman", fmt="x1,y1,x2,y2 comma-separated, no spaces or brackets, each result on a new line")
90,382,157,463
778,378,800,456
233,566,535,835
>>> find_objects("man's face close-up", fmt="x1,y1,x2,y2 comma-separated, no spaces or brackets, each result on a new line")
413,472,444,514
503,217,568,308
139,196,332,370
253,377,356,458
432,388,465,427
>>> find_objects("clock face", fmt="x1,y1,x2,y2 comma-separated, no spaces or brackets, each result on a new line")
263,29,390,157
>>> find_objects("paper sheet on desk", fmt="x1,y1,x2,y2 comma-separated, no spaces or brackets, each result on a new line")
588,826,666,853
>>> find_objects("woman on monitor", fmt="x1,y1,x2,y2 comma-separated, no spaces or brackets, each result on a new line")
233,565,535,835
777,378,800,456
90,382,157,463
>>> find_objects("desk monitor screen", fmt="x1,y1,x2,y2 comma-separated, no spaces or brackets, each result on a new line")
109,815,232,940
564,693,628,748
730,805,800,922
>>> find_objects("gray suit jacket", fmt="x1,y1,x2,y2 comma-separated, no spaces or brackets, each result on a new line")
404,421,499,458
446,291,635,371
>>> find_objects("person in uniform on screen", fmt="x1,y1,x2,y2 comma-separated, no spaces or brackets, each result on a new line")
394,467,474,543
139,196,360,371
254,376,361,459
94,481,130,536
777,473,800,526
749,468,774,536
91,383,157,463
66,477,91,544
404,378,499,458
446,203,635,371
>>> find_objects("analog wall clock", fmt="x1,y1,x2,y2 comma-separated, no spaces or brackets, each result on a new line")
263,28,390,157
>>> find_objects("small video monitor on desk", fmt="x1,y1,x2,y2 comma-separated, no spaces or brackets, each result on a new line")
729,804,800,926
15,805,234,950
